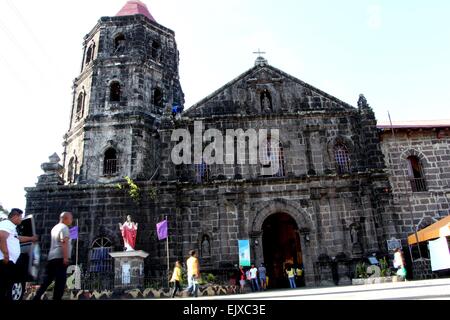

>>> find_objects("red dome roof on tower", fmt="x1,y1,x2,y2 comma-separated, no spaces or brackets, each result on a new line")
116,1,156,22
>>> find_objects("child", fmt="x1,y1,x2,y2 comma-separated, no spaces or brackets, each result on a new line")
170,261,183,298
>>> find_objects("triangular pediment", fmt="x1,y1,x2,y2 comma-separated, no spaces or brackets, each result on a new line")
185,63,355,118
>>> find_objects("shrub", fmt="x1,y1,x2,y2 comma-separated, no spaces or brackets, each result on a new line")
115,176,141,204
379,257,391,277
355,262,368,278
206,273,216,283
125,176,140,203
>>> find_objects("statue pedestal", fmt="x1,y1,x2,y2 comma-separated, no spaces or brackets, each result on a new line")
109,251,149,290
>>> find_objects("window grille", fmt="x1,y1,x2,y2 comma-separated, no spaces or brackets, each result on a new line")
89,238,113,273
335,144,351,174
407,156,427,192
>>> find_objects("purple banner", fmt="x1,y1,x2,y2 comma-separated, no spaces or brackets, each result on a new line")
69,226,78,240
156,220,168,240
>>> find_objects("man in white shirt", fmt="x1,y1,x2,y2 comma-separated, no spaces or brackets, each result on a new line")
34,212,73,301
0,209,38,301
249,264,260,292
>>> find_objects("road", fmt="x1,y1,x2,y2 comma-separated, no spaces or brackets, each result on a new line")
172,278,450,300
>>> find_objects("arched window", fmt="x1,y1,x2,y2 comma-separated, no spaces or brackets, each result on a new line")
85,43,95,65
76,92,85,118
104,148,118,175
153,87,163,108
334,143,351,174
407,156,427,192
109,82,121,102
151,40,161,60
89,237,113,272
67,157,76,184
114,34,125,54
262,137,285,177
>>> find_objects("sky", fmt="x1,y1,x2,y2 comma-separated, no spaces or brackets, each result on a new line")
0,0,449,211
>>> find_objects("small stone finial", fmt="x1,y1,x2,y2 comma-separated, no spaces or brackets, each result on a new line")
49,152,61,164
255,56,268,67
37,153,64,186
357,94,368,109
358,94,375,119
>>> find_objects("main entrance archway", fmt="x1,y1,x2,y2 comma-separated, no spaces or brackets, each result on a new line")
262,212,303,288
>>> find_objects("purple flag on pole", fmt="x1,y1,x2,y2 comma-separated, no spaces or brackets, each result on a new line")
69,226,78,240
156,220,168,240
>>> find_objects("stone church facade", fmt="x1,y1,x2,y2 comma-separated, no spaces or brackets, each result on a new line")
24,1,426,287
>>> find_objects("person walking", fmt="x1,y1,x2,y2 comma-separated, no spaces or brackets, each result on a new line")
170,261,182,298
258,263,267,291
393,248,407,281
286,265,296,289
0,209,38,300
186,250,200,297
34,212,73,301
249,264,260,292
238,265,246,293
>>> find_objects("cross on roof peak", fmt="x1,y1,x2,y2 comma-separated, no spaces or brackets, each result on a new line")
253,49,268,66
253,49,266,57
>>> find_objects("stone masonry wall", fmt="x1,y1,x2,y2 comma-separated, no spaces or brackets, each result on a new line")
26,169,392,287
380,128,450,243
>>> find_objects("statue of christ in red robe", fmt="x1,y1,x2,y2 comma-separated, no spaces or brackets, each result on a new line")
119,215,138,251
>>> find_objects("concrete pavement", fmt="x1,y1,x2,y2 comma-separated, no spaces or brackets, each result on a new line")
170,278,450,300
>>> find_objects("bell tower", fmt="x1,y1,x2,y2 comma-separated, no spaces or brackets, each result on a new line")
62,1,184,184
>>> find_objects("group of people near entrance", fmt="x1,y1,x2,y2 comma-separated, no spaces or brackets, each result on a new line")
238,263,268,293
